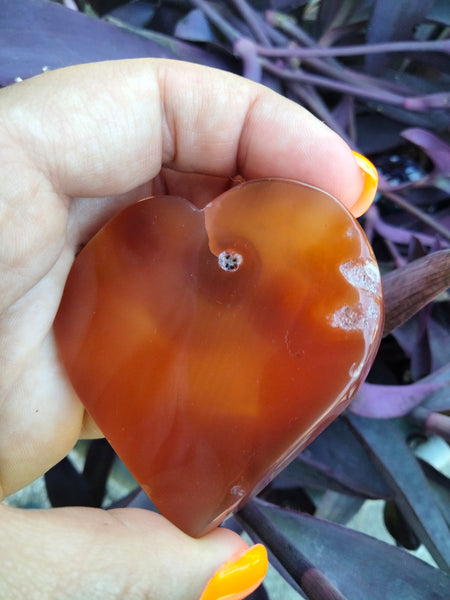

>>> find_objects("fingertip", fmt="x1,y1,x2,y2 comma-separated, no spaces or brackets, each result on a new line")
200,544,268,600
350,152,378,217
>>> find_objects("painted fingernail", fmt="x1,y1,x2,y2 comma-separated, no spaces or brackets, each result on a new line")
351,151,378,217
200,544,268,600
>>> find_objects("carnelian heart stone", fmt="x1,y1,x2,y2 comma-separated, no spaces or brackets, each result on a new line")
54,179,383,537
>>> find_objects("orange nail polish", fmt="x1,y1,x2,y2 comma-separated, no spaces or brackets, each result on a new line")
351,151,378,218
200,544,268,600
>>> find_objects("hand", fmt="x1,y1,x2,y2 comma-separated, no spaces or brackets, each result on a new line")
0,59,375,599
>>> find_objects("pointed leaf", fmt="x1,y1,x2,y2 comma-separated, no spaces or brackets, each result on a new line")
240,498,450,600
366,0,434,74
393,317,450,374
273,454,377,498
401,129,450,175
347,414,450,570
350,380,449,418
0,0,235,86
383,249,450,336
105,0,156,28
296,418,391,499
239,500,348,600
175,8,219,42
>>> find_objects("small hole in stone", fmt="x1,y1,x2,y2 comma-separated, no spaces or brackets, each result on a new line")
218,250,243,272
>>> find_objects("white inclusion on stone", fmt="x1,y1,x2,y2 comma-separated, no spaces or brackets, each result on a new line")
339,258,380,294
330,297,380,378
230,485,246,498
330,298,379,332
218,250,243,272
329,257,381,355
345,226,357,239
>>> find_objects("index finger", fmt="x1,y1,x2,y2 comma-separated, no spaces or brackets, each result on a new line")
3,59,366,210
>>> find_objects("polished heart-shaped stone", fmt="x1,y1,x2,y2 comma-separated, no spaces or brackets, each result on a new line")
54,179,383,537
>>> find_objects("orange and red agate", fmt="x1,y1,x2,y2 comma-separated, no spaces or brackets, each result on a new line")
54,179,384,537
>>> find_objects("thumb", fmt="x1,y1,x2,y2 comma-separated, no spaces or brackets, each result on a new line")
0,504,267,600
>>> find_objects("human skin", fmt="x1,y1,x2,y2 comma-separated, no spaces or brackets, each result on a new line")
0,59,368,599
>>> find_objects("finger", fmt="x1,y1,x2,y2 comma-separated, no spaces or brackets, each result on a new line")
68,172,233,250
3,59,366,210
0,504,266,600
157,169,236,208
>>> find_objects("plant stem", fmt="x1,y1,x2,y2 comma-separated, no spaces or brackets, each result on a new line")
364,205,446,249
266,10,312,46
265,9,434,97
233,38,262,81
386,238,408,268
255,39,450,59
189,0,241,43
381,188,450,243
231,0,271,46
410,407,450,443
261,60,409,106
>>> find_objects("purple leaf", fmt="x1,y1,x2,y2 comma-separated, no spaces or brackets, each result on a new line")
317,0,364,34
349,380,448,418
106,0,156,28
382,249,450,337
366,0,435,75
355,113,405,154
393,315,450,374
240,498,450,600
174,8,218,42
295,418,391,500
408,236,427,262
239,500,348,600
347,414,450,570
273,454,374,499
365,205,446,249
429,318,450,372
401,128,450,176
0,0,235,87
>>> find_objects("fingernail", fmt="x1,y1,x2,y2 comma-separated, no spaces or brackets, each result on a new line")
351,151,378,217
200,544,268,600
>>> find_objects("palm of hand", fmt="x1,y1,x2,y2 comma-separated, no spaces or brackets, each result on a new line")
0,59,363,504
